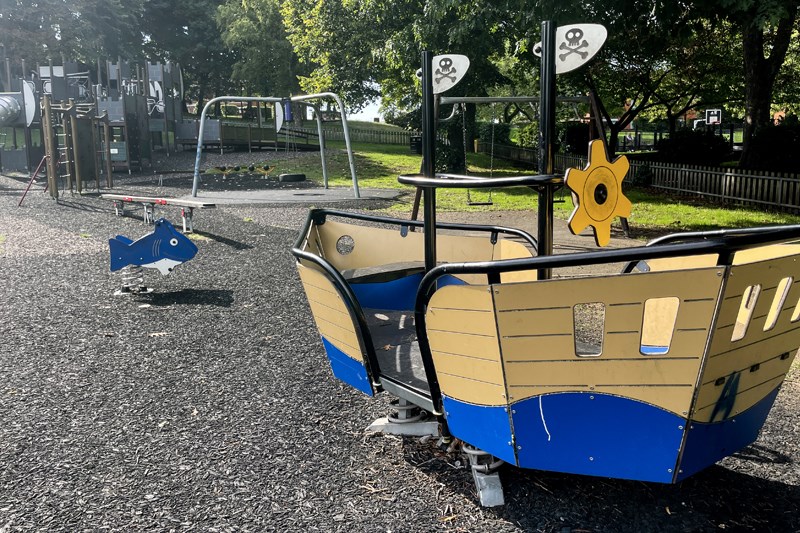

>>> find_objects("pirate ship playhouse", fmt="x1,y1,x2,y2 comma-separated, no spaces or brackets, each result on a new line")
291,29,800,502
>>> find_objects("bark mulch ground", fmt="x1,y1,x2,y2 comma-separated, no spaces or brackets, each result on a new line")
1,152,798,532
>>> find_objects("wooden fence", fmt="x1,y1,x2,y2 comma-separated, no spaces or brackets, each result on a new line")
293,126,417,145
476,141,538,166
553,152,800,214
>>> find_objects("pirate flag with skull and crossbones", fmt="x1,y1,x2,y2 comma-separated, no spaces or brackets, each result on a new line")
430,54,470,94
533,23,608,75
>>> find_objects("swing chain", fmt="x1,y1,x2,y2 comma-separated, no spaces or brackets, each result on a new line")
465,102,494,206
489,105,495,179
461,102,469,175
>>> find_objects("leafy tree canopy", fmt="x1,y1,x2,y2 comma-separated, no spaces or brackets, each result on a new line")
218,0,303,96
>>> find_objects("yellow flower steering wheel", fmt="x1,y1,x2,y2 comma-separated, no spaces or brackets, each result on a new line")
565,139,632,247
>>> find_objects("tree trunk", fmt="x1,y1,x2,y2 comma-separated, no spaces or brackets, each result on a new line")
449,111,465,173
196,83,206,116
213,82,222,117
738,5,797,168
665,110,678,135
740,23,771,167
465,103,476,153
586,85,647,159
607,124,620,157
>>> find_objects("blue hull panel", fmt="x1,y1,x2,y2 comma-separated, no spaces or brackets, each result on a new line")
443,395,516,463
321,337,373,396
350,272,423,311
350,274,464,311
676,386,781,481
511,393,685,483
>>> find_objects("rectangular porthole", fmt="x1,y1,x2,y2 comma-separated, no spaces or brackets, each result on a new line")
574,303,604,357
731,284,761,342
640,297,680,355
764,277,792,331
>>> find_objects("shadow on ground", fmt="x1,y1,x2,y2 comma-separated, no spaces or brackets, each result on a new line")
135,288,235,307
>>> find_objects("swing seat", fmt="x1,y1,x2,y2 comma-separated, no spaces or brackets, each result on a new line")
279,173,306,182
467,187,494,206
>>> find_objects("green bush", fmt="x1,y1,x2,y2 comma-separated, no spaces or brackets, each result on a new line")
516,123,538,148
512,122,589,153
384,107,420,130
744,115,800,171
560,122,591,154
655,129,730,165
476,121,511,146
437,117,465,173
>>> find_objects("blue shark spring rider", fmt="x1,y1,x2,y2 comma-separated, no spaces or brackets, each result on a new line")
109,218,198,295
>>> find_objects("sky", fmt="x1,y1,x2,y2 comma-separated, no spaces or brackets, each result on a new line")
348,98,382,122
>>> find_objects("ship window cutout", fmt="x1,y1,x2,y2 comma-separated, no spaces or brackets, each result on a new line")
574,303,605,357
336,235,355,255
791,293,800,322
731,284,761,341
640,297,680,355
764,277,792,331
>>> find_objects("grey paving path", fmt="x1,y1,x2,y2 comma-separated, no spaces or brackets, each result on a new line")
182,186,400,204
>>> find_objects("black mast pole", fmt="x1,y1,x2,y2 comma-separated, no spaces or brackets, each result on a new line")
538,20,557,280
421,50,437,272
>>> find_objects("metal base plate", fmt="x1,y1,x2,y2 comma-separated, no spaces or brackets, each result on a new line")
366,417,439,437
113,287,154,296
471,469,505,507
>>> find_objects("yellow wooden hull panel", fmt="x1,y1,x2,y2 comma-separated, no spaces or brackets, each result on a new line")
297,263,363,362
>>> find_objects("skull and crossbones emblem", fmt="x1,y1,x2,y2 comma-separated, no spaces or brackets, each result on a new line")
559,27,589,61
435,57,457,84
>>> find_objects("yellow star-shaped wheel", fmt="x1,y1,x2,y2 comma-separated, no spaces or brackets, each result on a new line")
564,139,632,247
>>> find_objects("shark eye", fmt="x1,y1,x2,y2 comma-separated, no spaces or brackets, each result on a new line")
169,238,179,246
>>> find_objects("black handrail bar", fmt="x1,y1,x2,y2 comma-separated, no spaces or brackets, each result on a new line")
299,208,539,251
398,172,563,190
621,224,799,272
399,172,564,279
292,247,384,392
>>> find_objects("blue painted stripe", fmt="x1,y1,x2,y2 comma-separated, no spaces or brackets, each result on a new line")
511,392,684,483
676,385,781,481
442,396,516,464
641,345,670,355
321,337,373,396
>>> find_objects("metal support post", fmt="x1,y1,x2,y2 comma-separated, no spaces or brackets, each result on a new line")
463,445,505,507
537,20,557,280
421,50,437,273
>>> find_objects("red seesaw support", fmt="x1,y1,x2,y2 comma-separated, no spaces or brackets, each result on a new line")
100,193,216,233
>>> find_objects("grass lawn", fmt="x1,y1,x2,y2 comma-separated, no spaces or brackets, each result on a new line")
258,141,800,231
